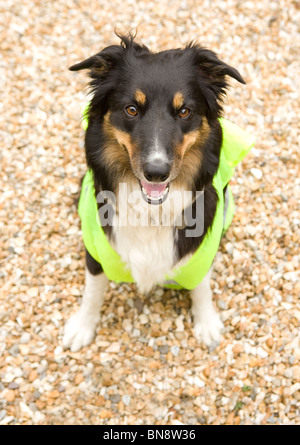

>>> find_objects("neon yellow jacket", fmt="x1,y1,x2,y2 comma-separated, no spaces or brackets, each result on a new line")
78,117,254,290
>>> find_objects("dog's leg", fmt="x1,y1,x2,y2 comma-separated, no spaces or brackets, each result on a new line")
191,268,223,347
63,250,108,352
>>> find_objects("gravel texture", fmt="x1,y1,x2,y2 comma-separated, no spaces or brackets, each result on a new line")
0,0,299,425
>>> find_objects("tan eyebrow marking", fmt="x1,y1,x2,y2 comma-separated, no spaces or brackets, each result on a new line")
173,92,184,109
134,89,146,106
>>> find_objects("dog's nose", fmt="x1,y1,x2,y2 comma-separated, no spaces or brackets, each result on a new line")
143,162,170,183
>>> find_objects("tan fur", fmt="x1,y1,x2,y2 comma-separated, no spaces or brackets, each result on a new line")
135,89,146,106
173,117,210,189
173,92,184,109
102,112,139,182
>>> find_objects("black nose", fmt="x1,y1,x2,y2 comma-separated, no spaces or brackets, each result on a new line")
143,162,170,183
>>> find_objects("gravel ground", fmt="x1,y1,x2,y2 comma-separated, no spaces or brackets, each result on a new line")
0,0,299,425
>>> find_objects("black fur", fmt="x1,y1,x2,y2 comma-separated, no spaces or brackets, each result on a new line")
175,183,219,261
85,248,103,275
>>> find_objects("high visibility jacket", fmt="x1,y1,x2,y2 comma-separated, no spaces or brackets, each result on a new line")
78,117,254,290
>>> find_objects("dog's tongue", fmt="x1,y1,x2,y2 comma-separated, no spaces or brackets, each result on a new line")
141,181,167,198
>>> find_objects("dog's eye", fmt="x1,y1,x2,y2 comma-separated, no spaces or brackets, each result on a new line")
179,107,191,119
125,105,138,117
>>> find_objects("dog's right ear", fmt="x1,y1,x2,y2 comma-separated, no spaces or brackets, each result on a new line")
69,44,124,74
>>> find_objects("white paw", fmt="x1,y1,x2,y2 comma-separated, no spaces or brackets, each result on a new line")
193,310,224,347
63,310,100,352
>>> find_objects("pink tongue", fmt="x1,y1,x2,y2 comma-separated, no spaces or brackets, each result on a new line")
141,181,167,198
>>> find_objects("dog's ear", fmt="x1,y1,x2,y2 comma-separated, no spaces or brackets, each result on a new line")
188,45,245,84
186,44,245,118
69,44,124,74
69,33,150,74
69,54,103,72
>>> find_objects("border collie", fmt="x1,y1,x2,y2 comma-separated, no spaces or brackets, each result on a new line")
63,33,249,352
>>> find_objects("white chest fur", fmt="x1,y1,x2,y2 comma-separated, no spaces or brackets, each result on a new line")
112,224,175,293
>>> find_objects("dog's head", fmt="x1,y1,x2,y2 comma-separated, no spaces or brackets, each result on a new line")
70,33,245,203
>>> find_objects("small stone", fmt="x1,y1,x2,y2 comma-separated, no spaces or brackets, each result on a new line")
293,365,300,380
33,390,41,399
144,346,154,357
54,346,63,355
250,168,263,179
158,345,169,354
217,300,227,310
8,382,19,390
102,373,114,387
122,395,131,406
232,344,243,355
106,342,121,353
203,366,211,378
28,370,38,383
122,319,132,333
19,344,30,355
171,345,180,357
110,394,120,404
20,332,31,344
99,410,113,419
48,390,60,399
161,319,172,332
28,288,39,298
74,373,84,385
132,328,140,337
151,324,161,337
225,242,234,254
134,298,144,313
139,314,148,325
35,400,46,410
288,355,295,366
0,312,8,322
8,344,20,357
5,390,15,402
175,316,185,332
94,396,105,407
19,401,33,417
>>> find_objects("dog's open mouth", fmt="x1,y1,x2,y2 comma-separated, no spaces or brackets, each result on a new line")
140,180,169,205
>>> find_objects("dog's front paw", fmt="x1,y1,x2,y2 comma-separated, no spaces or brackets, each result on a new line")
63,310,100,352
193,310,224,347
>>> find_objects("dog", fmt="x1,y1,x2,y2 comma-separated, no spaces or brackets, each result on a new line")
63,33,254,352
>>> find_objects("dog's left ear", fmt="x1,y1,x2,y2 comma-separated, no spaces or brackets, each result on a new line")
188,44,246,85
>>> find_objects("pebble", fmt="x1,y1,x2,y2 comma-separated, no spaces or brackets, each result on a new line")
139,314,148,325
158,345,169,354
8,382,19,390
122,395,131,406
8,344,20,357
161,319,172,332
54,346,63,355
171,346,180,357
20,333,31,344
175,316,185,332
250,168,263,180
